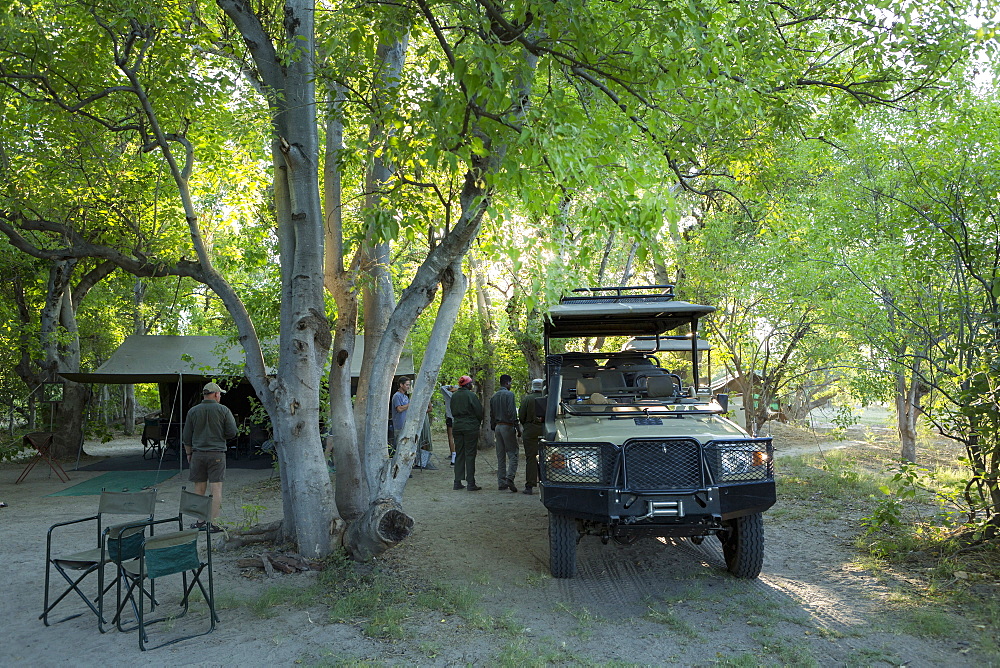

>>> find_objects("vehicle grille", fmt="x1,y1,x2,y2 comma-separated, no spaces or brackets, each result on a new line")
622,438,702,491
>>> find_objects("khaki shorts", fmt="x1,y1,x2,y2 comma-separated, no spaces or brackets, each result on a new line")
189,451,226,483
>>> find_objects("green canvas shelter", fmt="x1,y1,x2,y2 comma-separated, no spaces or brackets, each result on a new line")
61,334,415,415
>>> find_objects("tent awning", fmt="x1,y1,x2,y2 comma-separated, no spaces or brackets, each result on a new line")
61,334,414,384
60,335,250,384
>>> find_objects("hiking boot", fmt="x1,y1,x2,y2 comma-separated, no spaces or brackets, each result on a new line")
507,479,518,493
453,482,465,490
498,482,508,491
522,485,535,495
467,484,482,491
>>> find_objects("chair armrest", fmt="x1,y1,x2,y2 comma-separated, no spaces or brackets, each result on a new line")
45,514,101,558
46,514,100,536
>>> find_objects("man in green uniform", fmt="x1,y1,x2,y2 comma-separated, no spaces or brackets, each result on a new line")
491,374,521,492
450,375,483,491
518,378,546,495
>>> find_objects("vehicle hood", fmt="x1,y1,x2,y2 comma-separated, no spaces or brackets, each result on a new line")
555,413,750,445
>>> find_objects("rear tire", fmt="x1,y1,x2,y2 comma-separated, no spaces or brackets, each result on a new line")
549,512,578,578
718,512,764,579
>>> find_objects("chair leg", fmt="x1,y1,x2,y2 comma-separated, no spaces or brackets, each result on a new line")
40,564,104,626
138,568,216,651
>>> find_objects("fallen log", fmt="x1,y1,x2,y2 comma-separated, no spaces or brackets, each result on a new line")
218,520,284,551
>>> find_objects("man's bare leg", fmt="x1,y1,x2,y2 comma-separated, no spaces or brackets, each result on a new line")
208,481,223,521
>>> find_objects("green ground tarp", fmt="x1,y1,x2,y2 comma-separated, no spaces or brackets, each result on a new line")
47,470,178,496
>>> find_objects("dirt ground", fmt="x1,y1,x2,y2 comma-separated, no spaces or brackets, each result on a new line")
1,424,997,667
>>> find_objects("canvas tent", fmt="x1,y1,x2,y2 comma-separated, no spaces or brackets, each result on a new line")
61,335,414,463
62,334,414,393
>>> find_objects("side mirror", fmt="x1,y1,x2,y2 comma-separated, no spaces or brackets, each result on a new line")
715,393,729,412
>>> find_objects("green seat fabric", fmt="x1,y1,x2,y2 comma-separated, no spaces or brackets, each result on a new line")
114,488,218,650
40,489,158,632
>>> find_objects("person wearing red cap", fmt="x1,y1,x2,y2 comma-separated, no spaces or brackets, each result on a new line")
450,376,483,491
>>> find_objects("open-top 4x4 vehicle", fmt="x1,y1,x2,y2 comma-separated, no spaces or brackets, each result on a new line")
539,286,776,579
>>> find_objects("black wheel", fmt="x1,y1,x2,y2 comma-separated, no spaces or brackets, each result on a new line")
549,512,578,578
718,512,764,579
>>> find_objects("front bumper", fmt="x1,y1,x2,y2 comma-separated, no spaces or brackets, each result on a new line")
541,480,776,534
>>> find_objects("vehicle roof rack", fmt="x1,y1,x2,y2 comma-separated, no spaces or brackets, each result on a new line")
561,285,675,305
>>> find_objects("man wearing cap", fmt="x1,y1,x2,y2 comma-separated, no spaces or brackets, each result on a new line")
518,378,546,495
490,374,521,492
182,381,238,532
450,375,483,491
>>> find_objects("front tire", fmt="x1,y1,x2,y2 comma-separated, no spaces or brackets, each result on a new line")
718,512,764,579
549,512,578,578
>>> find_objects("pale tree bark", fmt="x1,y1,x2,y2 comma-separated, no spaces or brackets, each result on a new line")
895,369,922,464
472,255,497,450
122,278,146,435
332,12,542,558
345,260,467,559
323,29,410,527
323,83,366,526
221,0,336,556
355,33,409,490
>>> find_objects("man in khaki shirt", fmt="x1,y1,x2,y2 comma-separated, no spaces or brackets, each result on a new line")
182,381,238,532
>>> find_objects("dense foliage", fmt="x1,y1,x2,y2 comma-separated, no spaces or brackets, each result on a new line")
0,0,996,550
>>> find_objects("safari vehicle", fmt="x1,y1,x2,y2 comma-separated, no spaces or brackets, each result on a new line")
539,286,775,579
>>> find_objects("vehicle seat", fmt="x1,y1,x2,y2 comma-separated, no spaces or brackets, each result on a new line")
576,378,602,399
596,371,627,393
646,375,680,398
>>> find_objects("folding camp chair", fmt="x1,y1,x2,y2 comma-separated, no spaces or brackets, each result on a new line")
40,488,157,631
114,487,218,650
141,419,163,460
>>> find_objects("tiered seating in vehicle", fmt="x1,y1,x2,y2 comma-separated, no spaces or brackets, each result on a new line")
560,358,599,400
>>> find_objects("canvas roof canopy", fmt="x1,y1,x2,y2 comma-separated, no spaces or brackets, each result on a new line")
61,334,413,385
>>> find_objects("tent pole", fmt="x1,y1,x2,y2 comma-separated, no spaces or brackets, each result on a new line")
178,373,184,472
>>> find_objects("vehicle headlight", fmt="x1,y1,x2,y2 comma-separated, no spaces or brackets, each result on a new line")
544,446,602,483
712,445,771,482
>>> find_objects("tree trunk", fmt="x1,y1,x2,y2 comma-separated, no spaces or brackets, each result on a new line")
344,498,414,561
218,0,337,557
896,372,919,463
51,381,89,460
472,256,497,450
354,32,409,500
506,286,545,380
346,259,468,559
323,83,367,525
123,278,147,436
39,259,100,459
